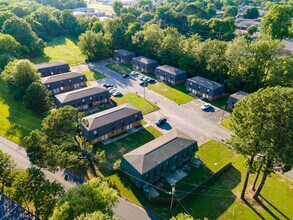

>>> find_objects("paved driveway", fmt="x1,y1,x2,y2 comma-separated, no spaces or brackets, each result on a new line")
82,61,232,144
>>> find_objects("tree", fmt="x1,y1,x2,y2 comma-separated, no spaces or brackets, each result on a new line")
113,0,123,16
2,59,39,99
60,10,79,36
2,16,44,56
75,211,118,220
227,86,293,200
260,5,293,40
11,167,64,218
24,82,52,114
0,33,24,71
207,17,235,41
171,213,194,220
0,150,16,193
50,178,118,220
247,25,257,35
78,30,112,61
223,6,238,17
244,7,259,19
103,18,127,49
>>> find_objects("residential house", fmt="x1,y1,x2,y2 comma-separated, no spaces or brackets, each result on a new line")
35,61,70,77
226,91,248,110
113,49,135,63
54,85,110,111
132,56,158,73
235,18,260,30
282,39,293,56
121,129,198,189
155,65,187,85
185,76,225,101
0,192,40,220
81,103,143,144
41,72,87,94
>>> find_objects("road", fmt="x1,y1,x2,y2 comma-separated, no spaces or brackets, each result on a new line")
84,60,232,144
0,136,161,220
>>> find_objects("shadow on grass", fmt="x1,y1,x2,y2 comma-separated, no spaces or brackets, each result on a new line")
177,165,241,219
258,195,290,220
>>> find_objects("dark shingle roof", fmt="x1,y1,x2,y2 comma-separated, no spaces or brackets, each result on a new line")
0,192,40,220
132,56,157,64
123,129,197,175
41,72,85,84
35,61,68,70
156,65,185,75
226,91,248,104
55,85,108,103
114,49,135,56
188,76,224,90
83,103,142,131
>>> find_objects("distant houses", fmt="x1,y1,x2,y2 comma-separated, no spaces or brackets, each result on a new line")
40,72,87,94
226,91,248,110
185,76,225,101
55,85,111,111
113,49,135,63
121,129,198,189
35,61,70,77
81,103,143,144
155,65,187,85
132,56,158,73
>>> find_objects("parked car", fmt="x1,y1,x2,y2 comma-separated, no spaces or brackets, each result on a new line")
139,75,145,80
109,88,117,93
122,74,129,78
130,71,138,76
139,80,147,86
102,83,113,88
112,91,122,97
200,103,212,110
146,78,156,83
155,117,167,127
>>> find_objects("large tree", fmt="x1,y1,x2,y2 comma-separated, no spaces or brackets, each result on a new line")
24,82,52,115
243,7,259,19
2,16,44,56
0,150,16,193
78,30,112,61
11,167,64,218
2,59,39,99
50,178,118,220
228,86,293,200
260,4,293,40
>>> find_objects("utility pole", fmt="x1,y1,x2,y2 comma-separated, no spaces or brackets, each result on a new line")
221,105,225,121
169,182,176,216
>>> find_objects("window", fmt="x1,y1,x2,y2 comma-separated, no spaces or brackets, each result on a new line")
93,130,98,135
69,79,72,83
198,86,201,89
189,82,192,86
90,97,93,101
80,77,83,81
82,99,85,103
47,84,50,88
207,89,210,93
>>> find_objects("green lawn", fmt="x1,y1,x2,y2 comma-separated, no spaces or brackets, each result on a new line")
111,93,158,115
221,117,232,130
82,69,105,81
147,82,195,104
0,78,43,143
105,63,133,75
31,36,86,66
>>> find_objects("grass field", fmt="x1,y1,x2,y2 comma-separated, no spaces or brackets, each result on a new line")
0,78,43,143
82,69,105,81
105,63,133,75
31,36,86,66
221,117,232,130
88,2,114,13
147,82,195,104
111,93,158,115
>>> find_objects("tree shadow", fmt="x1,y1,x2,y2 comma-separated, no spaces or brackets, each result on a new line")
257,195,290,220
242,198,265,220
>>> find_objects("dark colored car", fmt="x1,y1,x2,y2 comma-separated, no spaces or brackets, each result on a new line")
122,74,129,78
102,83,113,88
155,117,167,127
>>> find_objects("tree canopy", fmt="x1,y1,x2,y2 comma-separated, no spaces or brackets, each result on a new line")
50,178,118,220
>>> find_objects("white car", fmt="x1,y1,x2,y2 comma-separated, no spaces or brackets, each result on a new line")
200,103,212,110
130,71,138,76
139,75,145,80
109,88,117,93
112,91,122,96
